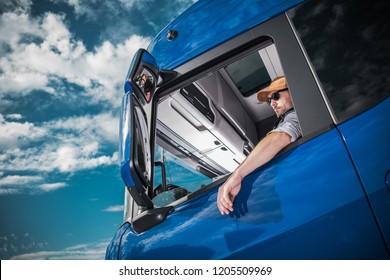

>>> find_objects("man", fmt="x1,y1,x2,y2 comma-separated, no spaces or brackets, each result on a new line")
217,76,302,215
139,73,153,101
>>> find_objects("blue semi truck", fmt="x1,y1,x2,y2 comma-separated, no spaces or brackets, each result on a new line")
106,0,390,259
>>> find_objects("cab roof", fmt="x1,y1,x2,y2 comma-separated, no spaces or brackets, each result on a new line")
148,0,304,70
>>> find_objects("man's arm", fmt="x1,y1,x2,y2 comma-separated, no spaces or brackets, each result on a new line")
217,131,292,215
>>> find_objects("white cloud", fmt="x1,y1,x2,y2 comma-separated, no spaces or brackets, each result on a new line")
46,111,119,143
10,240,109,260
0,114,46,149
0,174,67,195
0,175,44,194
0,112,120,194
0,0,33,14
0,6,38,46
49,144,118,173
5,114,23,120
0,9,150,106
38,182,67,192
0,4,152,195
83,36,150,105
118,0,137,9
0,112,119,174
103,205,124,212
0,175,42,186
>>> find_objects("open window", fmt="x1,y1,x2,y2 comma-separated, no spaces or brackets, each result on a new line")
123,39,292,212
123,41,308,233
126,41,290,190
153,39,286,195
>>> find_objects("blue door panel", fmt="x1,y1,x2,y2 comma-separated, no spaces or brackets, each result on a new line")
116,128,389,259
105,223,131,260
338,97,390,250
227,198,386,259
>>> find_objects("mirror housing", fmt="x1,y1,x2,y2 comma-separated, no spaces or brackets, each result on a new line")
121,49,179,214
122,49,160,210
126,49,159,104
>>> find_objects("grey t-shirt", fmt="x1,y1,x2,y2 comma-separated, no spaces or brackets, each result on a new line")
268,110,302,142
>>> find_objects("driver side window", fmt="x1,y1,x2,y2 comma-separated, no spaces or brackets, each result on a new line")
152,144,213,207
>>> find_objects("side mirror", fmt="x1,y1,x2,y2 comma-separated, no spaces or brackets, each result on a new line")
123,49,160,210
126,49,159,104
120,49,181,229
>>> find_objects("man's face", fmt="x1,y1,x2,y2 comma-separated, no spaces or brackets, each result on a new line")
141,74,147,86
267,89,293,117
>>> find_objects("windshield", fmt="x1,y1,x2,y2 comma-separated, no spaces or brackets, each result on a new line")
152,144,214,207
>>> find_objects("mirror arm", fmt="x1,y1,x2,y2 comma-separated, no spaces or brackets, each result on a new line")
158,69,179,86
128,187,154,209
132,206,173,234
154,161,167,192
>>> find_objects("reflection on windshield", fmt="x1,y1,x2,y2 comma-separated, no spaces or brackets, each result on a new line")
152,188,189,207
153,145,213,207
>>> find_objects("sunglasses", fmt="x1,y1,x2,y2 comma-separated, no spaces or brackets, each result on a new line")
266,88,288,105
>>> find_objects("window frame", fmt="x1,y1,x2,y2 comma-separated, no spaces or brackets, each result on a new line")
161,12,334,146
125,12,335,223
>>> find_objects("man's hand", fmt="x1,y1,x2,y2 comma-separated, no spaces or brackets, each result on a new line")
217,172,243,215
216,131,292,216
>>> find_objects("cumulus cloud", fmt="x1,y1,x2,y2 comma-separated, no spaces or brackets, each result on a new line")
4,114,23,120
103,205,124,212
0,113,119,173
0,175,42,186
0,114,46,149
0,173,67,195
0,0,189,197
0,175,43,195
0,9,150,106
38,182,67,192
0,0,33,15
0,112,119,194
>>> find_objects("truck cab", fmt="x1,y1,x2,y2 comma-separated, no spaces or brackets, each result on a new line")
106,0,390,259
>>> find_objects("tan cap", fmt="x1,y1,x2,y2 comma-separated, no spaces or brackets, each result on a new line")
257,76,288,102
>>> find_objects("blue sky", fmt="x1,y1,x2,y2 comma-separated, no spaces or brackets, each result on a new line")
0,0,195,260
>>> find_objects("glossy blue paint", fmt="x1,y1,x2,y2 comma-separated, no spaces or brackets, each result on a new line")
338,96,390,251
114,128,388,259
148,0,304,70
106,222,131,260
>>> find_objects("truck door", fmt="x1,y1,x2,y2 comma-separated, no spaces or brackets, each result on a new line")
338,99,390,252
